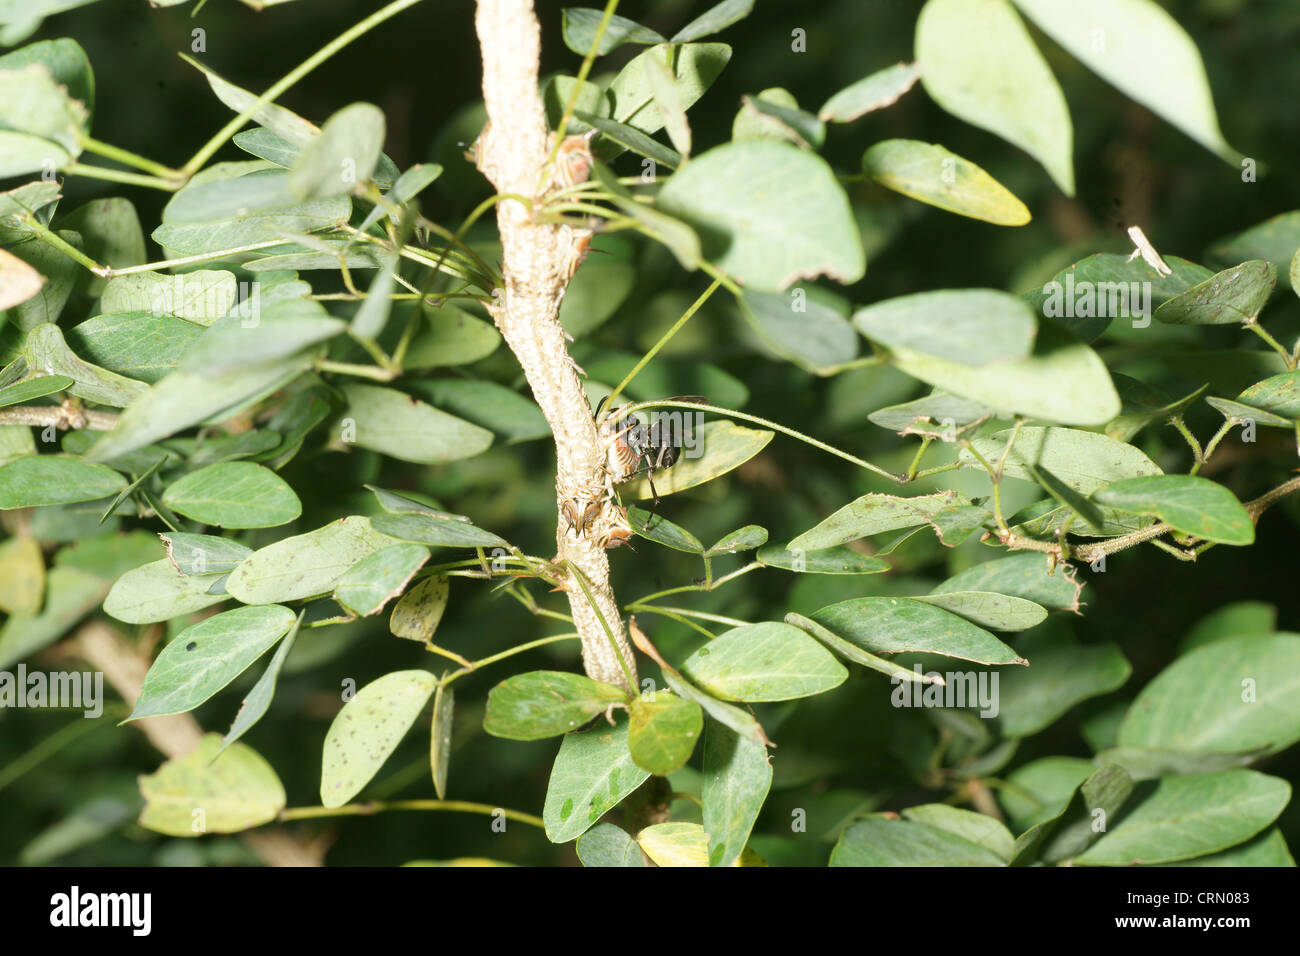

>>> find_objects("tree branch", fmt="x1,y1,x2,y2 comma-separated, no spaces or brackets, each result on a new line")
473,0,636,691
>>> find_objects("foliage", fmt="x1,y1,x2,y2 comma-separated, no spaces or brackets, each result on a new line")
1,0,1299,868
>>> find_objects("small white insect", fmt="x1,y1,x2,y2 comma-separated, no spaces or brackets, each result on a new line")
1125,225,1172,278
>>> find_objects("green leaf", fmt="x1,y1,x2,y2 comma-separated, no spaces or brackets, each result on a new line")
705,525,767,557
138,734,285,837
561,8,664,55
543,717,651,843
332,383,493,465
0,565,108,669
862,140,1031,226
657,139,864,289
485,671,628,741
1026,253,1214,342
892,324,1120,425
659,666,769,749
22,322,147,408
100,269,237,326
819,62,921,122
1026,461,1106,531
288,102,385,200
855,288,1037,365
103,558,226,625
737,94,824,150
333,544,430,617
831,816,1007,865
0,456,125,508
701,716,771,866
1093,474,1253,545
1153,259,1275,325
390,574,449,643
180,298,345,375
429,680,454,800
962,426,1162,495
670,0,754,42
916,0,1073,193
628,692,703,775
608,43,731,138
1011,0,1240,162
60,197,144,295
1074,770,1291,866
162,461,302,529
412,380,548,443
868,390,992,437
1214,370,1300,425
1010,763,1134,865
788,491,967,551
221,611,300,754
0,535,43,616
0,130,69,178
619,420,772,501
626,506,703,553
932,552,1083,612
187,56,318,146
786,612,943,686
810,597,1026,665
756,545,889,575
225,515,397,605
679,621,848,702
0,63,86,155
0,38,94,116
636,822,714,866
1118,633,1300,756
1209,211,1300,288
369,512,507,549
1182,601,1277,653
913,591,1047,632
400,305,501,369
646,52,693,157
1094,747,1265,782
154,163,350,258
903,804,1015,861
128,605,296,719
1001,756,1095,830
738,284,858,375
995,627,1131,737
731,87,801,145
320,670,437,808
65,312,202,384
576,822,648,867
1167,828,1295,867
86,353,313,463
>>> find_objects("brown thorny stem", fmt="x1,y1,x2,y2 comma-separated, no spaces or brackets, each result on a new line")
473,0,636,692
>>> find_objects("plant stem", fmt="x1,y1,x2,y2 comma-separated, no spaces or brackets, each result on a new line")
1245,321,1296,369
78,135,181,180
604,278,721,411
62,163,179,191
20,215,105,273
279,799,545,829
0,404,118,430
180,0,426,177
626,399,902,483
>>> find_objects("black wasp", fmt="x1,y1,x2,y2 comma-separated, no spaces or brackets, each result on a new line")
597,396,705,509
